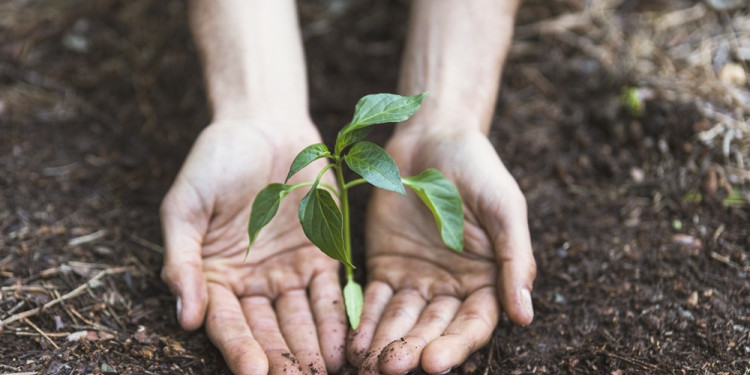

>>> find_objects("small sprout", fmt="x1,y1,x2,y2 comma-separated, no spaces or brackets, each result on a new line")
619,87,653,118
672,219,682,231
246,93,464,329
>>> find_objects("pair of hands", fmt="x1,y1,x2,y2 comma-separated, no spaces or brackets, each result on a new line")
160,118,536,375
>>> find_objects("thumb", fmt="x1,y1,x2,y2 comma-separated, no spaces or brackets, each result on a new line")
475,168,536,326
160,192,209,331
491,190,536,326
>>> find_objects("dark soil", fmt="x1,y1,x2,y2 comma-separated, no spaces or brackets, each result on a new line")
2,0,748,374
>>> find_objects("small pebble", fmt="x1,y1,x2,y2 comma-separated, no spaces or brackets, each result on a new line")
630,167,645,183
719,63,746,86
554,293,565,304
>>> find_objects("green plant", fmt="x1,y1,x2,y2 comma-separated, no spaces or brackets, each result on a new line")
247,93,464,329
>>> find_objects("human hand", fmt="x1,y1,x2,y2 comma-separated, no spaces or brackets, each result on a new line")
160,119,346,375
347,127,536,374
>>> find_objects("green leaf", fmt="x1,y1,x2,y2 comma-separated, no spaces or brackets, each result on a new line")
350,92,427,127
248,183,289,248
334,127,371,155
402,169,464,252
298,185,353,268
286,143,330,183
344,141,405,195
335,93,426,154
343,277,363,330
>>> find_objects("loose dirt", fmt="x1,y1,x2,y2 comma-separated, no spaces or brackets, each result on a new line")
1,0,747,373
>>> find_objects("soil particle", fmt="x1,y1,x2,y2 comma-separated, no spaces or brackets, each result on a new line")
378,338,411,365
281,352,299,365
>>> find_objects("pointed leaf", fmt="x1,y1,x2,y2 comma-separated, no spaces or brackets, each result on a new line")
402,169,464,251
248,183,288,247
343,277,363,330
349,92,427,127
298,186,353,268
335,93,426,154
334,127,371,155
344,141,405,195
286,143,330,183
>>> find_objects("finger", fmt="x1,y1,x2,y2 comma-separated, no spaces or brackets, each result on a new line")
347,281,393,366
494,189,536,326
242,296,303,374
205,283,268,375
421,288,499,374
358,289,427,375
310,271,347,373
378,296,461,375
276,290,327,375
160,192,209,331
472,156,536,327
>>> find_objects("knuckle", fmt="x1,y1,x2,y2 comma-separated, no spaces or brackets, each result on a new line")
458,310,493,332
528,259,538,280
420,309,449,326
316,313,346,328
159,192,177,217
159,266,172,283
279,311,314,327
206,308,244,326
382,306,416,321
248,316,278,334
507,187,528,213
357,313,380,328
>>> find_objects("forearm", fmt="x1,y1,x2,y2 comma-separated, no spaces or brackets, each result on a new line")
396,0,520,136
189,0,309,122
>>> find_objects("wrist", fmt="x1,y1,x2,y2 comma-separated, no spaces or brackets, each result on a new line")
210,91,312,124
210,103,315,134
391,104,485,141
386,116,485,174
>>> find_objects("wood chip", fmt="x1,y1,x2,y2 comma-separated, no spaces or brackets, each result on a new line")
687,291,699,306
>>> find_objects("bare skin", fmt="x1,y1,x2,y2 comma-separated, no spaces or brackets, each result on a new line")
161,0,535,374
348,1,535,374
161,120,346,375
161,1,346,374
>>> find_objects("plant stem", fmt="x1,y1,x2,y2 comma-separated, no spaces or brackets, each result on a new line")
343,178,367,190
287,181,339,197
335,157,355,277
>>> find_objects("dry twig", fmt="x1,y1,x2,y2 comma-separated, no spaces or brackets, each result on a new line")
22,318,59,349
600,351,660,371
0,266,129,330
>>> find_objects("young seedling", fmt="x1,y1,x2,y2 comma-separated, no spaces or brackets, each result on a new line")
247,93,464,329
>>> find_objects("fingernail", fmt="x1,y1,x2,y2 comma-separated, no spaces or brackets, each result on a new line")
521,289,534,321
176,296,182,322
439,369,452,375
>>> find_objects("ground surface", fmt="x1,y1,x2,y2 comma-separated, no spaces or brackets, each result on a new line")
1,0,749,374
